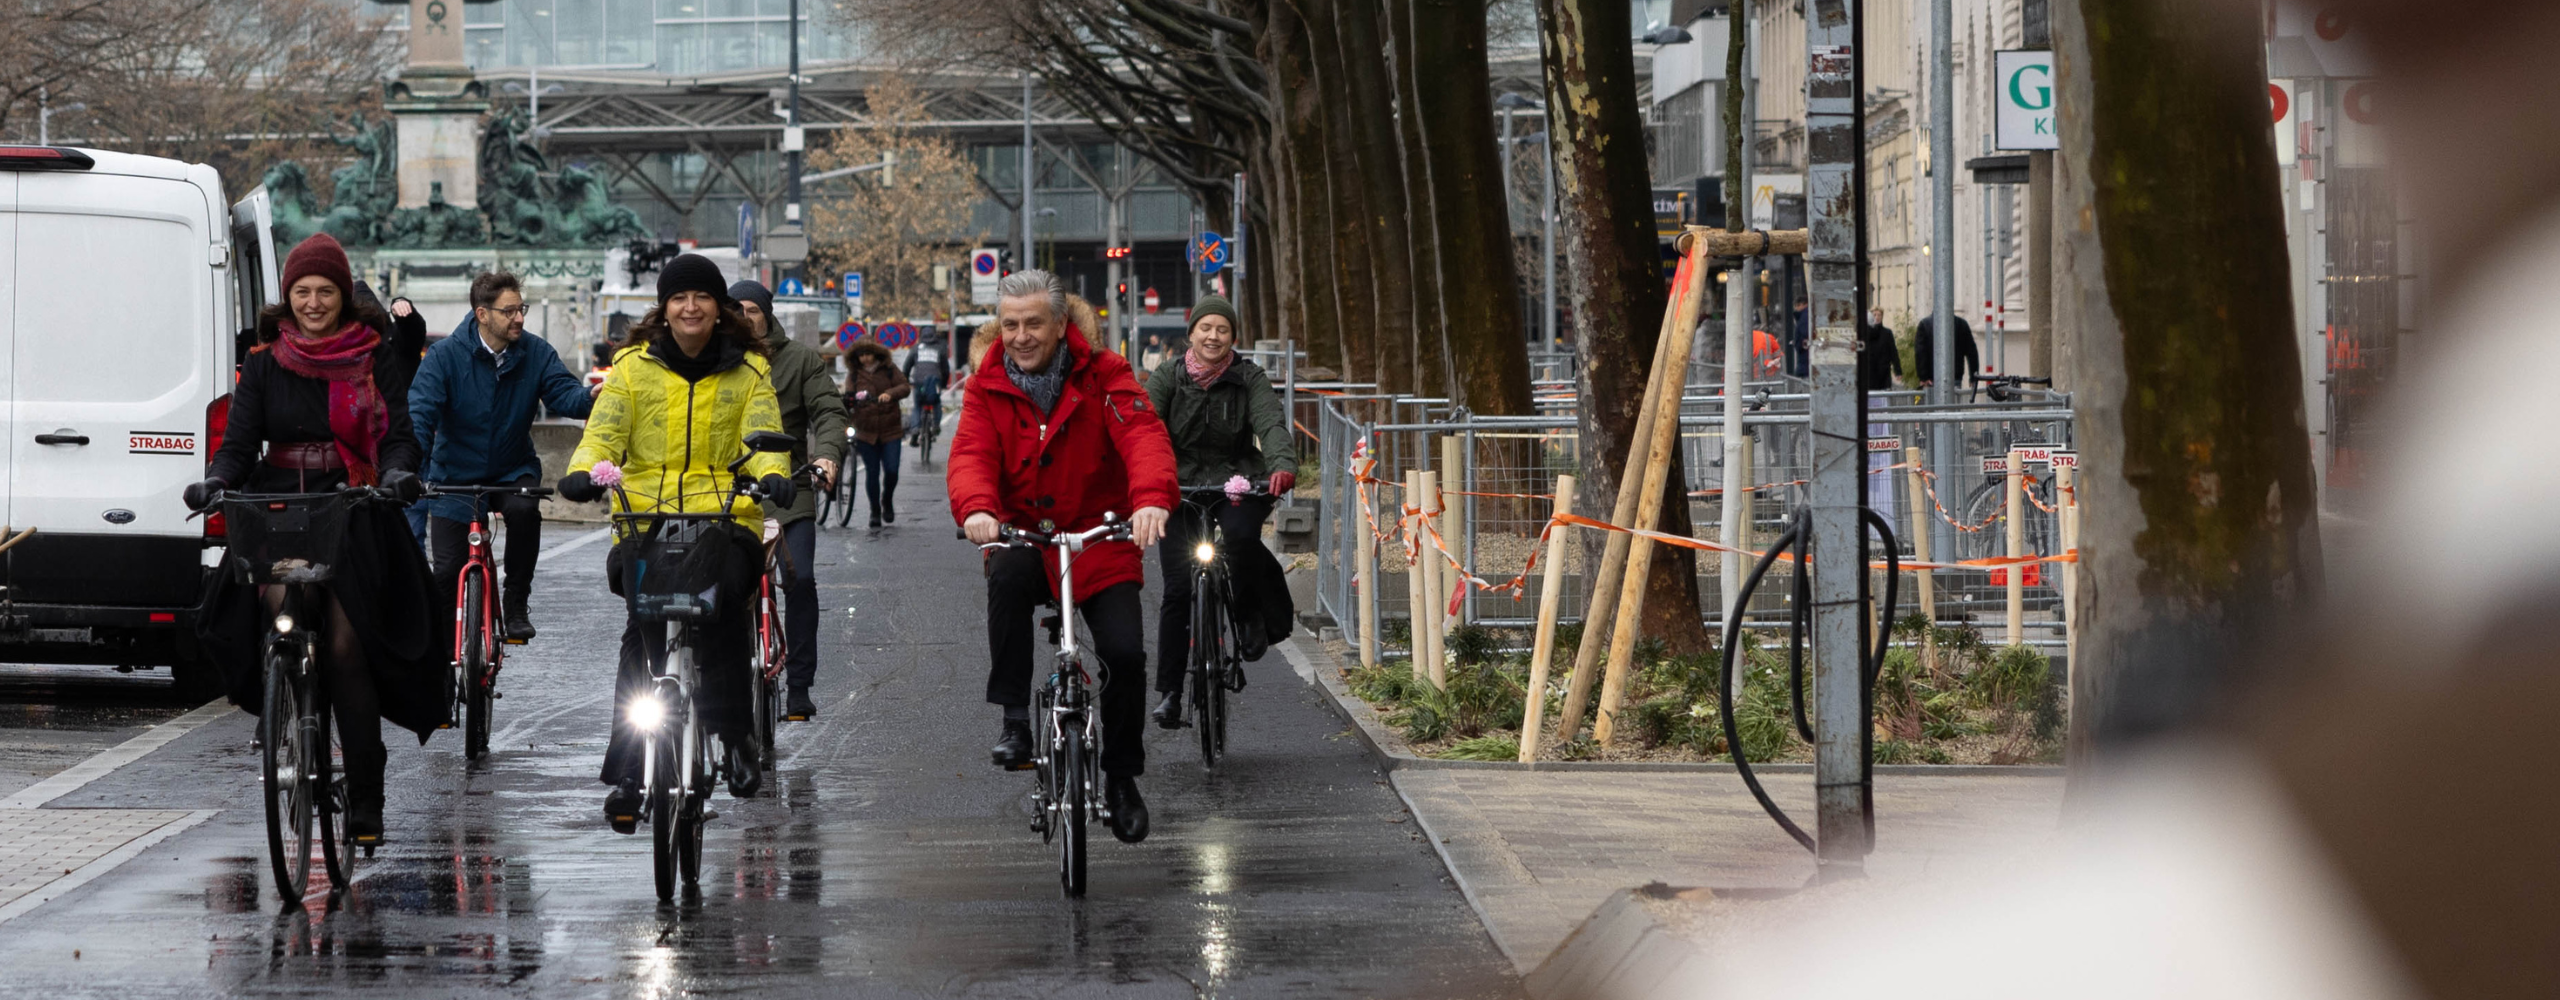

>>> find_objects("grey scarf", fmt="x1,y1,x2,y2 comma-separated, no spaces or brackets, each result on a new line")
1005,346,1071,416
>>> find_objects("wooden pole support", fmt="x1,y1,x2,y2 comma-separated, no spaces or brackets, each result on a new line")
1594,239,1711,746
1440,434,1467,628
1403,470,1427,682
1419,469,1448,689
1904,445,1936,671
1358,468,1380,669
2058,462,2079,686
1518,475,1577,764
1677,227,1814,257
2005,447,2027,645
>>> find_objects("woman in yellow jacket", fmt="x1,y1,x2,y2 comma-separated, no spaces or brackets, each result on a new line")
557,255,794,829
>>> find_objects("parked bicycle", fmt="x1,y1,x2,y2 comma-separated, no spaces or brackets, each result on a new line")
601,431,797,902
1170,480,1272,769
210,486,396,905
980,514,1134,897
422,482,553,762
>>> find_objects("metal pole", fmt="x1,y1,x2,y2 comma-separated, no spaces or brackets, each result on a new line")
1928,0,1958,564
1806,0,1868,876
785,0,801,237
1020,73,1035,271
1541,130,1557,351
1719,10,1756,625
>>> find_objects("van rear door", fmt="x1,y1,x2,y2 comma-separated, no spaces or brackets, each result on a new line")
0,171,17,534
5,167,221,606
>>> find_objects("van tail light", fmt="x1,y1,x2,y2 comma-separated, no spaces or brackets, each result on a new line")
204,394,231,539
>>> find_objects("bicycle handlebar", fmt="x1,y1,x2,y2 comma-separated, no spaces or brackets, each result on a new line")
195,485,394,513
422,483,556,499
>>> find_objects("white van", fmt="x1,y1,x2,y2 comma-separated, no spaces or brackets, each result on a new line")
0,145,274,693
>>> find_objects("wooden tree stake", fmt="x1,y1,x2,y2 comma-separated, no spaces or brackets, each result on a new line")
1518,475,1577,763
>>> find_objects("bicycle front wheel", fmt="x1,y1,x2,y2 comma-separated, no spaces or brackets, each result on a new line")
260,644,315,906
649,733,678,902
1058,721,1088,898
462,572,491,760
1191,572,1226,769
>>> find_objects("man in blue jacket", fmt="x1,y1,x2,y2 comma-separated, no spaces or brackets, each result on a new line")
411,272,597,640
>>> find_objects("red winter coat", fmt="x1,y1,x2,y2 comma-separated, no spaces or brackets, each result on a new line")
948,323,1178,597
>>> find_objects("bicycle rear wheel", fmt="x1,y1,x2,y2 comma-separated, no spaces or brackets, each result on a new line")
753,588,780,771
260,644,315,906
1057,720,1088,897
462,572,491,760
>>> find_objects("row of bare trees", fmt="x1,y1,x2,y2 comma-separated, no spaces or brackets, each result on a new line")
1,0,395,203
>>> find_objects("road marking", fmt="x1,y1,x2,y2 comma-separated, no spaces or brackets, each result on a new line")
0,808,216,924
0,699,236,809
1274,635,1318,686
539,526,612,562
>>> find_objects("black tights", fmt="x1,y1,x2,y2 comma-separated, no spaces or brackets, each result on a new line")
261,586,385,806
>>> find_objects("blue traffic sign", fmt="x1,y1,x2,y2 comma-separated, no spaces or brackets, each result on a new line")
1191,232,1229,275
836,321,865,350
843,272,864,299
776,277,807,296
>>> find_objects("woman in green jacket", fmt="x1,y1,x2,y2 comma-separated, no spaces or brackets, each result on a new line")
1144,296,1298,729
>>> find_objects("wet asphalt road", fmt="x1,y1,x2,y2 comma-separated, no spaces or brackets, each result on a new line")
0,456,1520,998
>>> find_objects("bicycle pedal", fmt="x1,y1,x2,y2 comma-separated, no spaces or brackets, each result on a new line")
502,638,528,646
701,809,719,823
1004,761,1038,772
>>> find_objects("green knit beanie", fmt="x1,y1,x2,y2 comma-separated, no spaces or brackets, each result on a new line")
1186,295,1240,336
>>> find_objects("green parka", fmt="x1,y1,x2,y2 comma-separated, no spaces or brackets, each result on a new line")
1145,355,1294,488
764,327,849,524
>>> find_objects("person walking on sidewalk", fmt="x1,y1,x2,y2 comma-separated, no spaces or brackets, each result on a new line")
732,280,848,721
844,340,910,528
949,269,1177,844
1143,294,1298,730
1913,312,1981,389
409,271,597,640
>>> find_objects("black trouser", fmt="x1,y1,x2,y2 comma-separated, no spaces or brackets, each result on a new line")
984,547,1146,777
1156,496,1288,693
778,517,820,690
262,587,384,808
428,474,544,609
600,525,760,787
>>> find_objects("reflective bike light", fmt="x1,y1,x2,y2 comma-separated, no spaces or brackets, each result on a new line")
1194,542,1216,565
630,694,667,731
467,529,485,546
273,614,295,634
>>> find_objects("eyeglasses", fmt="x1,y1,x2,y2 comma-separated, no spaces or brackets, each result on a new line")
487,305,529,318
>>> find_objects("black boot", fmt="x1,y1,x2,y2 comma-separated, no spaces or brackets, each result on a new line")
868,505,882,529
345,745,385,846
880,485,896,523
1152,690,1185,729
786,685,817,721
604,781,642,834
991,718,1033,770
1105,774,1149,843
502,590,535,641
727,738,764,798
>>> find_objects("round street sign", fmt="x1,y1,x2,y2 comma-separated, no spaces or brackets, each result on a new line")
972,250,999,276
837,321,865,350
2268,82,2289,124
1191,232,1229,275
1143,288,1162,315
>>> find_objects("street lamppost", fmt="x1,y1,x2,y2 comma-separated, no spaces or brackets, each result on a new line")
502,68,563,140
38,88,85,145
1494,91,1540,225
1518,129,1557,353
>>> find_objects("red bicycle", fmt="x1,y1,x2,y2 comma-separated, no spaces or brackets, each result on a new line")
427,483,553,761
749,521,786,776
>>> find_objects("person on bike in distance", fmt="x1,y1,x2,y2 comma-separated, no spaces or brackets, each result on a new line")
409,271,597,640
185,233,436,846
949,269,1177,844
556,254,797,830
904,324,950,455
1144,295,1297,729
730,280,847,721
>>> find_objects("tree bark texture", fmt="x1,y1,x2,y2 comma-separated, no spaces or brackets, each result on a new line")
1409,0,1535,416
1334,0,1418,389
2053,0,2322,765
1387,0,1445,397
1266,0,1347,374
1535,0,1711,653
1299,0,1382,386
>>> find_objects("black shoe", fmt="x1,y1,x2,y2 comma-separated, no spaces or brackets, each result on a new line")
728,740,764,798
1237,628,1269,663
346,802,384,844
992,719,1033,770
1105,775,1148,843
868,510,882,529
786,686,816,721
1226,663,1248,692
880,503,895,524
605,782,642,834
503,605,535,642
1152,691,1185,729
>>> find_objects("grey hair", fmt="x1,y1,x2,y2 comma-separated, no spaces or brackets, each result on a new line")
995,268,1068,320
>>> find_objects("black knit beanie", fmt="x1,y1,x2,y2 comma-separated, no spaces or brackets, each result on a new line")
728,279,775,319
657,253,731,308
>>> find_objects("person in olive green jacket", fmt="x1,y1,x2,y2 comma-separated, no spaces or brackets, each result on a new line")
733,281,849,721
1143,295,1298,729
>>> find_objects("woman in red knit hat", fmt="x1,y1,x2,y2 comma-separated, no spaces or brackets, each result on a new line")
186,233,442,848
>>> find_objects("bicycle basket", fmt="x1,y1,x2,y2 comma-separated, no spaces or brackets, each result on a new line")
618,520,738,622
220,494,357,584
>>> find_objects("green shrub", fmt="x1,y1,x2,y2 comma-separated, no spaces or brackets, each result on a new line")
1382,617,1413,650
1439,735,1521,761
1629,696,1688,748
1971,644,2051,708
1347,664,1422,706
1552,736,1600,761
1442,660,1525,737
1387,682,1454,743
1447,623,1503,667
1729,666,1798,762
1873,739,1952,765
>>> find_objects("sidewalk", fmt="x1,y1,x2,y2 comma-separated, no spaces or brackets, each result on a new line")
1280,639,2065,978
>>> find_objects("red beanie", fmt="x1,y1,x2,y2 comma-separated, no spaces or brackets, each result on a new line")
280,233,355,303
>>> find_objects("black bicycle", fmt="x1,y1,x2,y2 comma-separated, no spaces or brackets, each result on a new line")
1172,481,1271,769
602,431,797,902
981,515,1133,897
209,486,396,907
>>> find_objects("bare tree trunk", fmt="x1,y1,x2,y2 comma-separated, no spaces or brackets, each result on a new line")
1267,2,1346,374
1387,0,1443,396
2053,0,2322,769
1336,0,1418,388
1535,0,1711,653
1410,0,1534,416
1302,0,1381,385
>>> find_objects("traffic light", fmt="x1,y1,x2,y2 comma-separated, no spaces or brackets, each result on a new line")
1116,281,1128,297
1104,246,1132,259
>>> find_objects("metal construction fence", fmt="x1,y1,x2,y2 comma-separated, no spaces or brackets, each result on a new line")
1296,373,2078,656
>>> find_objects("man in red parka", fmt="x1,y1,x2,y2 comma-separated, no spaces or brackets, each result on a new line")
949,269,1177,844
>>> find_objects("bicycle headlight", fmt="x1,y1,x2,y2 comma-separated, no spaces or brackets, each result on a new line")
630,694,666,731
1194,542,1216,565
272,614,295,634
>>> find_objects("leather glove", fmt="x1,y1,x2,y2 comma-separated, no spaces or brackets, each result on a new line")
182,478,227,512
380,469,424,503
557,470,603,503
1266,470,1296,496
759,474,797,509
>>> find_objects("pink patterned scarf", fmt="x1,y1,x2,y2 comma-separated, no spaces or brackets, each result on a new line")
268,320,387,485
1185,346,1235,390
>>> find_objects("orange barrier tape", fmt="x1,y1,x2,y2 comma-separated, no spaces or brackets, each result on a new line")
1552,511,2077,573
1689,479,1809,498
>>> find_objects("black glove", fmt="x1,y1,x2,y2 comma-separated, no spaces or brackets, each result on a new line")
558,470,603,503
759,474,797,509
182,478,226,512
380,469,424,503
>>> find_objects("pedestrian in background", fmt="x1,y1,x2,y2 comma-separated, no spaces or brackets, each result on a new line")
843,340,910,528
1860,307,1903,392
1913,312,1981,389
733,280,848,721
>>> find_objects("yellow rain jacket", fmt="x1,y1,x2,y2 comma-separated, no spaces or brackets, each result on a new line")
570,336,789,533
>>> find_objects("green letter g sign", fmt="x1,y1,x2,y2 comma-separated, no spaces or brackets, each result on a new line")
2010,65,2052,111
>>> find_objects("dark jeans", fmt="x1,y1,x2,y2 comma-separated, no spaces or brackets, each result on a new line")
778,517,820,690
599,524,760,787
1155,496,1290,693
854,438,901,511
427,474,544,608
984,546,1146,777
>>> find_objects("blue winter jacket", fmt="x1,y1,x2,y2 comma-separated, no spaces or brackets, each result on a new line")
409,315,595,522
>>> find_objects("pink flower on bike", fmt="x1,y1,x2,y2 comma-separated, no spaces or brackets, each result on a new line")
1224,475,1253,502
591,460,623,488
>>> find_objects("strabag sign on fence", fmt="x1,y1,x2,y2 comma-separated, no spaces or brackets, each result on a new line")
1867,436,1903,453
1995,50,2060,151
